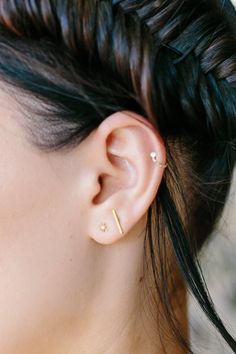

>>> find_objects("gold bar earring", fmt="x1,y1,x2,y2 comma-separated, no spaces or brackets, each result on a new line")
112,209,124,235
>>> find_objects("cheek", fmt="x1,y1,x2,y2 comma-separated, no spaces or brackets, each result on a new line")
0,145,87,349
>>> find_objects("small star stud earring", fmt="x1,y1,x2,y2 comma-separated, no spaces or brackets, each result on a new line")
100,223,108,232
99,210,124,235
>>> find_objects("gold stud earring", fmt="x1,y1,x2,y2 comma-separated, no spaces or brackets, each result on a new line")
112,209,124,235
150,151,168,168
100,223,108,232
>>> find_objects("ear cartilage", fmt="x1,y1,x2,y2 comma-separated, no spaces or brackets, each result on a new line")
150,151,168,168
112,209,124,235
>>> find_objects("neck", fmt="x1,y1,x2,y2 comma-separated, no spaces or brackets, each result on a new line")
64,235,188,353
35,222,189,354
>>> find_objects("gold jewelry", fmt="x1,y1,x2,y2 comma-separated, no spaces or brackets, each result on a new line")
150,151,168,168
112,209,124,235
100,223,108,232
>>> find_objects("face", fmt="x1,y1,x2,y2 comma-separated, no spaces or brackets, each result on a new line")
0,89,93,352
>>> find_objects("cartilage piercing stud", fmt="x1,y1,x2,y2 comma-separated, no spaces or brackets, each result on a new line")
150,151,168,168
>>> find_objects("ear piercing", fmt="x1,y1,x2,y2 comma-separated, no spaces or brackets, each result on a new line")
112,208,124,235
99,152,165,235
150,151,168,168
100,223,108,232
99,209,124,235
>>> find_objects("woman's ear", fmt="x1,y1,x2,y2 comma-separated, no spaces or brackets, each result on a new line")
84,110,167,245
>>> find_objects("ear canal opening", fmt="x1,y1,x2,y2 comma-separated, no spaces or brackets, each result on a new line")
92,175,104,205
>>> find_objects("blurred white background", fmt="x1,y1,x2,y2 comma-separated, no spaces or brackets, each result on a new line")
189,169,236,353
189,4,236,352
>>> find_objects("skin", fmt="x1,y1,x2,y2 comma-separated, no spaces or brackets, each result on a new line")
0,88,187,354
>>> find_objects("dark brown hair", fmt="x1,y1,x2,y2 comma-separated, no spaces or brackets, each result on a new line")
0,0,235,352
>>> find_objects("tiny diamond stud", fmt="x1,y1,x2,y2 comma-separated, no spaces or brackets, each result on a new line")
150,151,168,168
150,151,158,162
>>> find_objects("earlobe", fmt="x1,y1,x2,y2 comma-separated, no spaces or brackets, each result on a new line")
98,209,124,235
86,111,167,246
